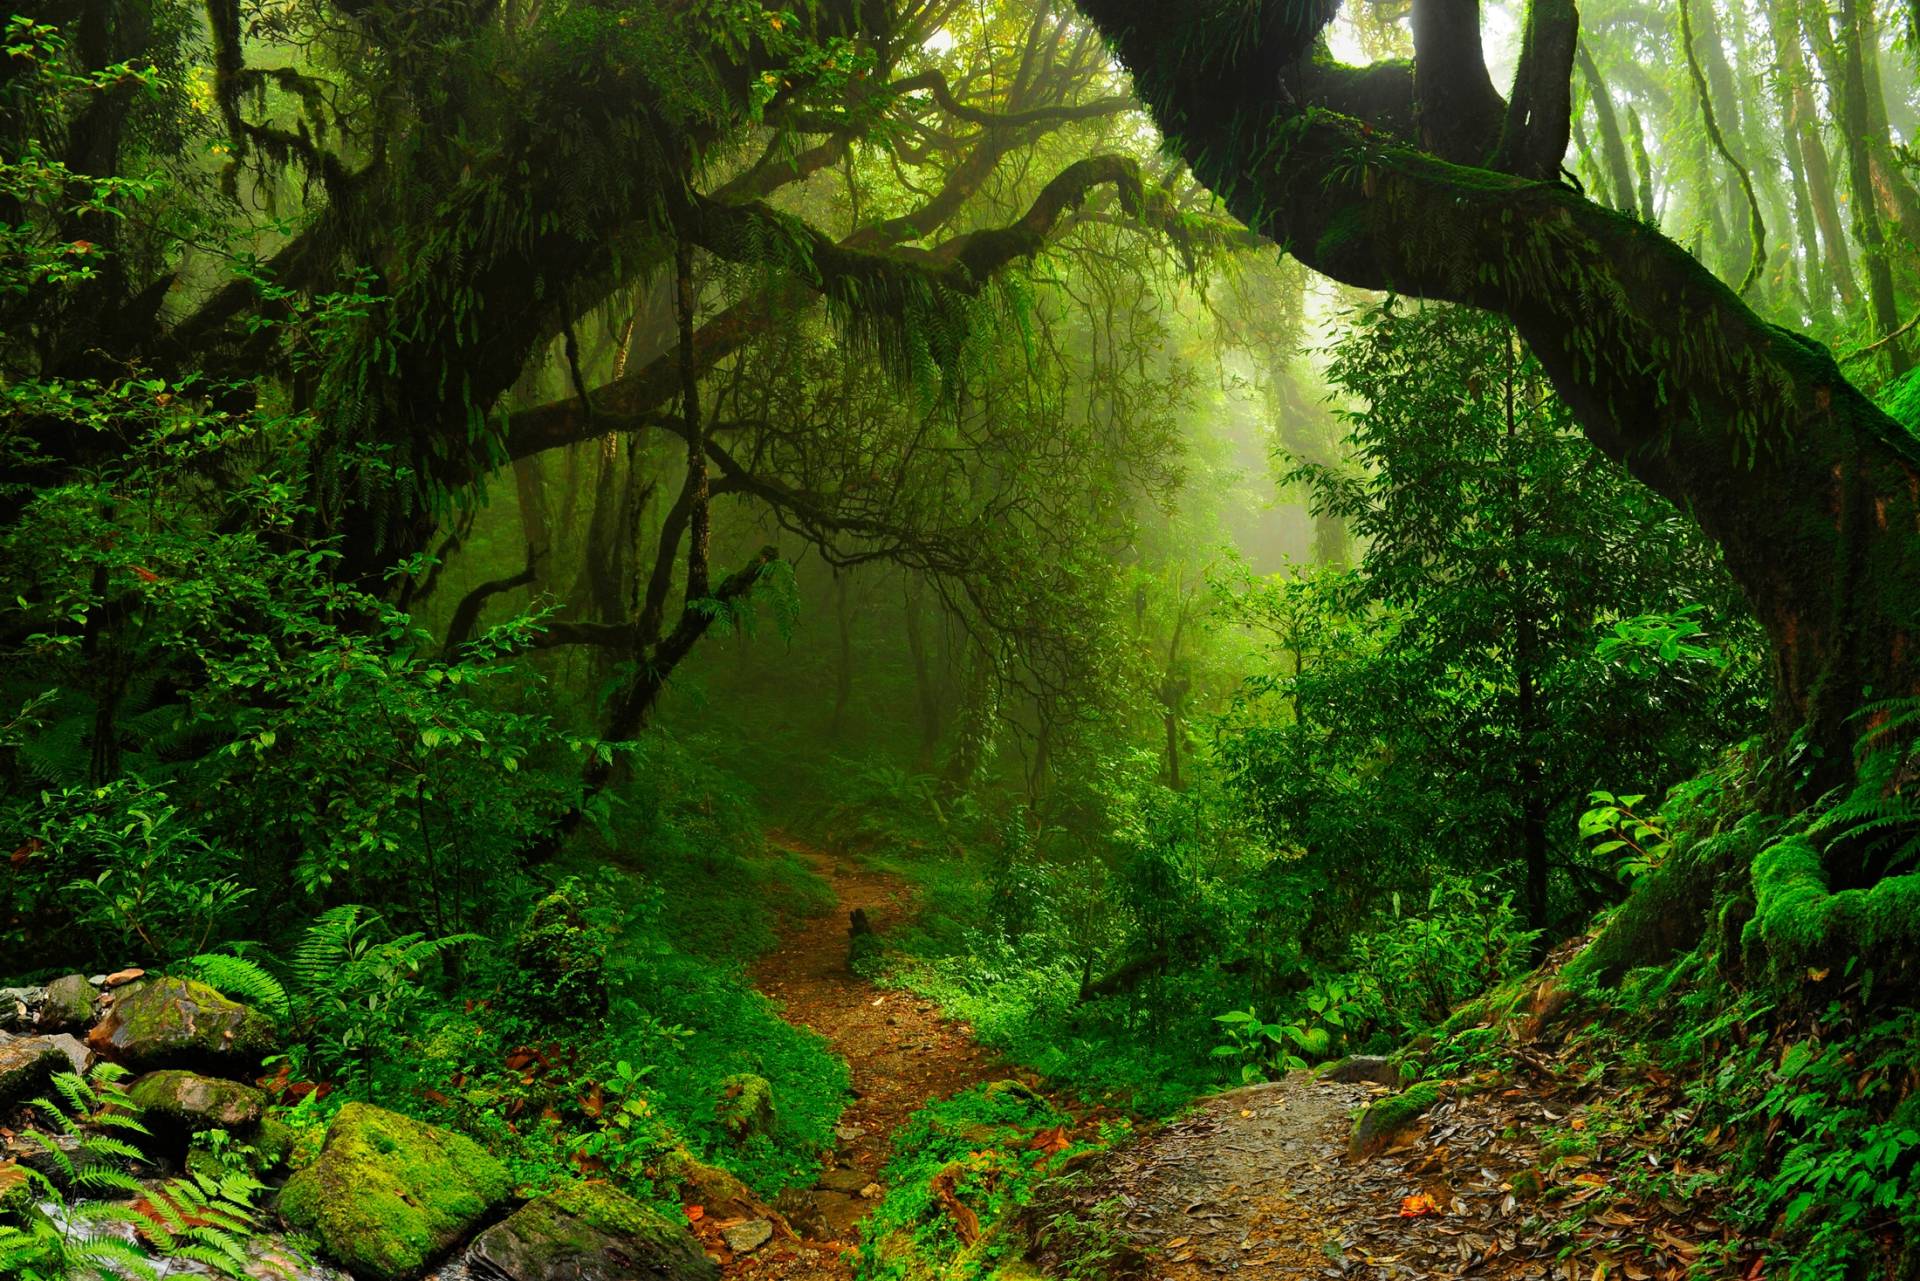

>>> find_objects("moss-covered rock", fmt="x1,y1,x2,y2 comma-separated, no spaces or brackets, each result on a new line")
0,1161,36,1221
662,1145,759,1218
466,1180,717,1281
254,1115,296,1173
128,1069,266,1131
716,1073,776,1142
86,978,279,1070
277,1101,512,1281
513,880,610,1023
0,1036,66,1111
39,976,95,1031
1316,1056,1401,1088
1349,1083,1442,1159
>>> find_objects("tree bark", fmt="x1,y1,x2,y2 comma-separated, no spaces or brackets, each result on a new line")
1836,0,1912,377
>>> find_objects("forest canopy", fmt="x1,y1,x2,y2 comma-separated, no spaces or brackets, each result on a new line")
6,0,1920,1277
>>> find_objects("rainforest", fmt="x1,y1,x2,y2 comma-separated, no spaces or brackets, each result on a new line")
6,0,1920,1276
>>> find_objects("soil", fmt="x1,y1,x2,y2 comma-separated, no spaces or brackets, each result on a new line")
701,836,1014,1279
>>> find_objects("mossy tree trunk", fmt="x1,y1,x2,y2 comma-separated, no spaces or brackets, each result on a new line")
1071,0,1920,833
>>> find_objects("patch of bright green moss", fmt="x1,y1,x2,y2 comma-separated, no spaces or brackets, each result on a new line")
277,1102,511,1281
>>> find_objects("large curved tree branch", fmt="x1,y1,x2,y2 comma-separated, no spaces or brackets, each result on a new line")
505,154,1231,462
1075,0,1920,792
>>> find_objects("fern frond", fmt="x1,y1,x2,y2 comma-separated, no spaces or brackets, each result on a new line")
183,953,290,1019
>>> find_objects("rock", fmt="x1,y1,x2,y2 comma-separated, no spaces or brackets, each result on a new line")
0,1161,35,1219
0,1035,66,1110
0,987,46,1031
857,1182,883,1200
815,1166,870,1194
832,1123,864,1144
254,1115,296,1173
87,977,279,1070
720,1219,772,1256
278,1101,512,1281
43,1033,90,1075
466,1180,717,1281
773,1188,831,1239
40,975,96,1031
982,1078,1041,1105
1349,1083,1442,1159
661,1147,758,1219
715,1073,775,1141
128,1069,266,1131
1317,1055,1401,1089
104,968,145,988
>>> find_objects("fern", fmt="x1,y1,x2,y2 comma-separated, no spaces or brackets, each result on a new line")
182,953,290,1020
0,1064,262,1280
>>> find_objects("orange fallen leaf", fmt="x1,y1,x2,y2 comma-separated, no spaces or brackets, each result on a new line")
1399,1193,1442,1218
1026,1126,1071,1155
686,1205,705,1222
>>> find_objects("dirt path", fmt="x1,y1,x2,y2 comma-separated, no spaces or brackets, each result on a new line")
705,842,1727,1281
713,836,1013,1279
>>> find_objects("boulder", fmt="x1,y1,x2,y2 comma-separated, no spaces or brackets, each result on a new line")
87,978,279,1070
40,976,96,1031
0,1035,66,1110
278,1101,512,1281
128,1069,266,1131
720,1219,771,1256
715,1073,775,1141
43,1033,90,1075
1317,1056,1401,1089
466,1180,717,1281
1349,1083,1442,1159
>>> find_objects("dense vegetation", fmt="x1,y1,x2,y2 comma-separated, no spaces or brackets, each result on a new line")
6,0,1920,1277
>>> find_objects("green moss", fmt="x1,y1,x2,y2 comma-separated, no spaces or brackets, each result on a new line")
473,1182,715,1281
1349,1083,1441,1157
716,1072,776,1140
1742,835,1920,975
278,1102,512,1281
1506,1168,1544,1200
89,978,279,1068
127,1070,266,1130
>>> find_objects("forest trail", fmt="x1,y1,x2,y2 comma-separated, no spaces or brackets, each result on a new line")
701,843,1729,1281
704,834,1011,1278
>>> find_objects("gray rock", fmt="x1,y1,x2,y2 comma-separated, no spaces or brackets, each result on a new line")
1317,1055,1401,1089
721,1219,772,1256
465,1181,718,1281
40,975,96,1031
816,1166,870,1194
43,1033,89,1075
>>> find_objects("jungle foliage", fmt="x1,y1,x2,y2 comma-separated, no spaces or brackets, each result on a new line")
7,0,1920,1275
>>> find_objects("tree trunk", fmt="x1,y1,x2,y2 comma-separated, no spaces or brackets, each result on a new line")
1837,0,1912,377
832,566,855,739
903,578,942,771
1765,0,1832,322
1575,44,1641,220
